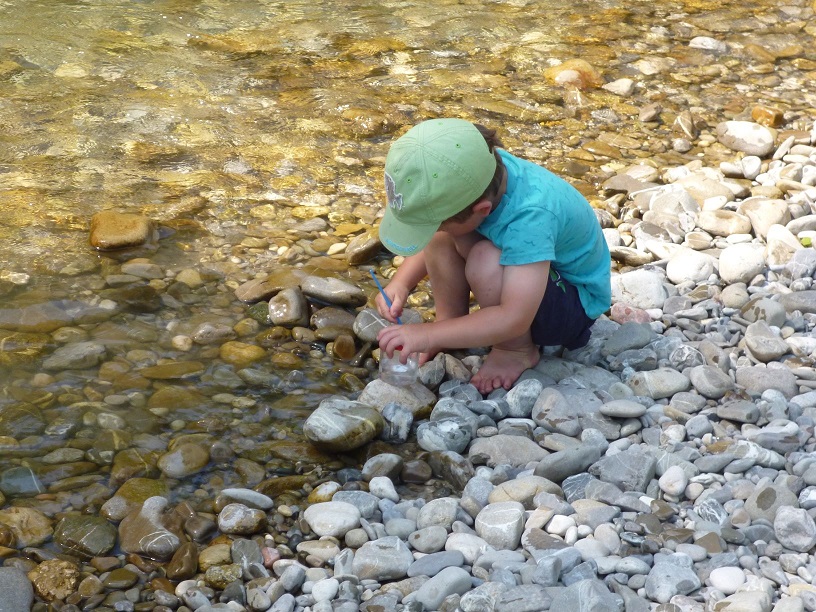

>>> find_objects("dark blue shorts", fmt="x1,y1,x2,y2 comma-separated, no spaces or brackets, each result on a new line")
530,269,595,350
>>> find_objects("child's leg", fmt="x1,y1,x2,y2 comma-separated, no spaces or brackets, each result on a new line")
424,231,484,320
464,240,541,394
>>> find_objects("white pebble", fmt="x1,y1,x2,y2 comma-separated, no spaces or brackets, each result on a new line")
546,515,575,536
659,465,689,497
368,476,399,502
709,566,746,595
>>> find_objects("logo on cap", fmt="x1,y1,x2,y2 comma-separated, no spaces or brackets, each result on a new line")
384,172,403,211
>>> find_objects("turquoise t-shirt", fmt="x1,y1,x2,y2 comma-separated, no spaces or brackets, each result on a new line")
476,150,611,319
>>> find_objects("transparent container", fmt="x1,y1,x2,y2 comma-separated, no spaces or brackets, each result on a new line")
379,350,419,386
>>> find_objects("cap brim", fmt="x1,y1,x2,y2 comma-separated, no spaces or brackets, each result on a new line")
378,208,440,257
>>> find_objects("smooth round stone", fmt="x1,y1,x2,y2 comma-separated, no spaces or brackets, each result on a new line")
547,515,576,537
166,542,199,580
573,537,611,561
103,567,139,589
331,491,379,519
475,501,525,550
205,563,243,590
368,476,399,502
54,515,117,557
303,502,361,538
414,566,473,610
385,518,416,540
658,465,689,497
311,577,340,602
407,550,465,578
118,496,183,559
445,532,494,565
217,503,266,535
616,557,651,575
599,399,647,418
675,543,708,562
351,536,413,581
627,368,690,399
362,453,404,481
307,482,343,505
303,399,384,452
157,442,210,478
343,528,369,549
709,566,746,595
297,540,341,564
416,497,460,530
408,526,448,554
416,418,472,453
217,488,275,510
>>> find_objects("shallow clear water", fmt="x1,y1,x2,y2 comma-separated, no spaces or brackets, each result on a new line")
0,0,815,505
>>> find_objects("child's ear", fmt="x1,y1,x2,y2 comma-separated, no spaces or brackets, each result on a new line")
473,199,493,218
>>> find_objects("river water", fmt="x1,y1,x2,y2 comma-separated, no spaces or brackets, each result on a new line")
0,0,814,520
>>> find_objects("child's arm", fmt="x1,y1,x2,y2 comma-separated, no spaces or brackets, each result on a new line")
374,253,428,323
378,260,550,357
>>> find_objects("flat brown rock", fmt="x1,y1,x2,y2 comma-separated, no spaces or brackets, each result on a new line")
90,211,152,250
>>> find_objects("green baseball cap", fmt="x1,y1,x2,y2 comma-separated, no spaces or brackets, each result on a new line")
379,118,497,256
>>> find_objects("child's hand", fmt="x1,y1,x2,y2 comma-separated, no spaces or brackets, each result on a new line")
377,323,434,361
374,282,409,324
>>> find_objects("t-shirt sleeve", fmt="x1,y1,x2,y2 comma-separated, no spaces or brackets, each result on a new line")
497,206,557,266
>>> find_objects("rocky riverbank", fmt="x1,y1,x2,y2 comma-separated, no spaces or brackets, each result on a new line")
2,106,816,612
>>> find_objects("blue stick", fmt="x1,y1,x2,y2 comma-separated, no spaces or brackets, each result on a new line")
369,268,402,325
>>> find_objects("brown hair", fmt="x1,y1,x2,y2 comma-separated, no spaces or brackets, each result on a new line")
445,123,506,223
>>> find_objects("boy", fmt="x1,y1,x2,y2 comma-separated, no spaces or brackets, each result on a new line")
375,118,611,394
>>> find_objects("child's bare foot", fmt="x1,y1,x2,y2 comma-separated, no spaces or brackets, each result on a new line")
470,344,541,395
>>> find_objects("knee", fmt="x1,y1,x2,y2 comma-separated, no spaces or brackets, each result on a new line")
465,240,501,284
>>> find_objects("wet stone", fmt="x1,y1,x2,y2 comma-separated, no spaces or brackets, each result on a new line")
0,466,45,497
103,567,139,589
301,276,367,307
0,567,34,611
101,478,170,522
0,507,53,547
54,515,117,557
0,405,46,439
217,503,266,535
27,559,80,603
303,398,384,452
118,496,181,560
166,542,198,581
158,442,210,478
205,563,243,590
90,211,153,250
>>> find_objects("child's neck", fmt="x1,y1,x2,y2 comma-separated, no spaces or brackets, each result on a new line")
490,166,508,212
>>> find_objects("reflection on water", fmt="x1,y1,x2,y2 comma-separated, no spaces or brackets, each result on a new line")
0,0,814,505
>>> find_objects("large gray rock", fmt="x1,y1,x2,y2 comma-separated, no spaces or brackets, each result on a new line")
358,379,436,418
589,448,657,493
645,561,701,604
352,536,414,581
303,396,390,452
0,567,34,612
735,365,798,399
475,502,525,550
468,434,548,468
774,506,816,553
414,566,472,610
627,368,690,399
